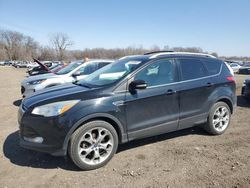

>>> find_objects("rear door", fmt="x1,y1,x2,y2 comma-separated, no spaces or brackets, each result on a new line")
177,57,215,129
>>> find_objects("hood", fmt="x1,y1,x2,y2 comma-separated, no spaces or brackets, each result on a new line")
22,73,61,84
34,59,50,71
22,83,93,108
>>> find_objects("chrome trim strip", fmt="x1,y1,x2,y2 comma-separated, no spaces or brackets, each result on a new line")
114,62,222,93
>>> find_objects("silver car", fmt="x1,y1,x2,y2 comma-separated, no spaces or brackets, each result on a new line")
21,59,113,97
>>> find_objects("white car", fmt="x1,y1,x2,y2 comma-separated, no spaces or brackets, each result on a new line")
224,62,234,76
27,62,39,69
21,59,113,97
230,63,242,73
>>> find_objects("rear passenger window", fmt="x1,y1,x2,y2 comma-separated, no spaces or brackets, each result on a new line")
202,59,221,75
179,58,207,80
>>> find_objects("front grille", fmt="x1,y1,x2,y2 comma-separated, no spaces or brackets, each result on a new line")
21,86,25,94
21,127,38,138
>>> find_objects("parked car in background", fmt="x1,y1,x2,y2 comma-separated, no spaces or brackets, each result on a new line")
238,62,250,74
27,62,39,69
0,60,12,66
21,59,113,97
224,62,234,76
18,52,236,170
49,63,67,73
14,61,28,68
242,78,250,100
230,63,241,73
27,60,62,76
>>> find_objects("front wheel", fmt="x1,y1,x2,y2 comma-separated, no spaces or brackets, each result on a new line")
69,121,118,170
204,102,231,135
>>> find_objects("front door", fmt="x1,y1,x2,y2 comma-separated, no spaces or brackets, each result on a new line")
125,58,180,141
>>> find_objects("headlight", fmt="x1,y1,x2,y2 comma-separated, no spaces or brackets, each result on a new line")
243,81,246,86
32,100,80,117
27,79,46,85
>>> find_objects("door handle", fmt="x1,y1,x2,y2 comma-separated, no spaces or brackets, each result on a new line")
166,89,176,95
206,82,214,87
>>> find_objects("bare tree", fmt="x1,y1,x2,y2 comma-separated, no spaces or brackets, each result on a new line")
50,33,73,60
38,46,57,61
0,29,39,60
3,28,250,62
23,36,39,60
210,52,218,58
0,42,7,60
0,29,24,60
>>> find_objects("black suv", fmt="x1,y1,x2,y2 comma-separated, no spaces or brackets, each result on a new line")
18,52,236,170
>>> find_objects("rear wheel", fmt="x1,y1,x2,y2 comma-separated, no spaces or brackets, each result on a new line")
69,121,118,170
204,102,231,135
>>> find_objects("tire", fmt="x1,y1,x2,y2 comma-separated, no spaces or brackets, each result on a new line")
69,120,118,170
204,102,231,135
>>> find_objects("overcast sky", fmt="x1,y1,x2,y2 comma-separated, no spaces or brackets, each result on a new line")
0,0,250,56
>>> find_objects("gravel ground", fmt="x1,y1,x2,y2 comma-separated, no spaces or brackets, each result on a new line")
0,66,250,188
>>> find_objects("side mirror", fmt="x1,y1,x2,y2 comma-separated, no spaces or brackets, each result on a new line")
129,80,147,92
72,71,81,77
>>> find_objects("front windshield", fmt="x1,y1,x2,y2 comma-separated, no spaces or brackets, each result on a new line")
56,61,83,75
78,57,146,86
49,64,60,70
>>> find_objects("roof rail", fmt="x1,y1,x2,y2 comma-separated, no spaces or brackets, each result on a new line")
118,55,142,60
144,50,174,55
149,52,216,59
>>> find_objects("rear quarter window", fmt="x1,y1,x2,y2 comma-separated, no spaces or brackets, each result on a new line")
179,58,208,81
201,58,222,75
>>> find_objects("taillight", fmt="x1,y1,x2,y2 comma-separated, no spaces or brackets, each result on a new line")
227,76,235,82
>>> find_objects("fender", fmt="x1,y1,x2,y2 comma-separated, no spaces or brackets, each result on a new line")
215,95,234,113
62,113,128,153
207,94,234,115
206,85,235,114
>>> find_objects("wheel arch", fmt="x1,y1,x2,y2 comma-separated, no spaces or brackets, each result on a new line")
215,97,234,114
62,113,127,154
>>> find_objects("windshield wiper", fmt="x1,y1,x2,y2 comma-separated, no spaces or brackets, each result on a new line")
72,81,92,88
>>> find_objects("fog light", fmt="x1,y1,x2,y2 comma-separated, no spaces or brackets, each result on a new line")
24,136,43,143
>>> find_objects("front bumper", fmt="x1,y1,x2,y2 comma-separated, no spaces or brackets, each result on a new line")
19,137,66,156
21,83,45,98
18,105,69,156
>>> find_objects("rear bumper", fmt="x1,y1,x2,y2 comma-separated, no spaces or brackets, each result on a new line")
242,86,250,98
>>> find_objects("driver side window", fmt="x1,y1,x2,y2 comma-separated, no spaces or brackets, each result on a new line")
134,59,175,87
78,63,97,75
